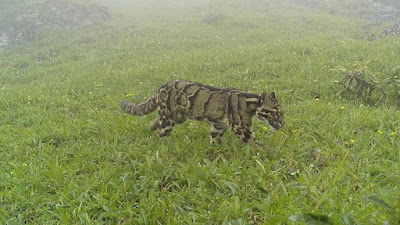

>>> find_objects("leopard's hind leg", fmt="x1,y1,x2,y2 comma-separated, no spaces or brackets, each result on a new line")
149,117,160,131
157,106,176,137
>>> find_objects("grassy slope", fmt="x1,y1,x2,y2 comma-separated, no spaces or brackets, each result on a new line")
0,0,399,224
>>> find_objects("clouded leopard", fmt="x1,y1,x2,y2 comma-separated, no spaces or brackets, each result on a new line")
121,80,284,146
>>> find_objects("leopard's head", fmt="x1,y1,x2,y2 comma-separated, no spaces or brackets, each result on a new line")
256,91,285,131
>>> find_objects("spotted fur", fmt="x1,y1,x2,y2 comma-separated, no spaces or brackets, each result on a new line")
121,80,284,145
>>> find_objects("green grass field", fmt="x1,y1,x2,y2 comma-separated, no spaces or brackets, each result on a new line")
1,0,399,224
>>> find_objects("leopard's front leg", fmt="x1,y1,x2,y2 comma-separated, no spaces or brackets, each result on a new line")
232,125,261,147
209,122,228,144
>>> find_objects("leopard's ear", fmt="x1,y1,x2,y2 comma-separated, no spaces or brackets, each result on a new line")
270,92,276,99
259,91,267,103
261,91,267,99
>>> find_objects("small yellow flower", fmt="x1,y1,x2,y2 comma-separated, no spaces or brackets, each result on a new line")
125,92,134,97
95,84,103,87
340,106,345,110
22,163,27,167
378,130,383,135
262,126,268,131
391,132,396,136
315,98,320,101
350,139,355,143
10,171,14,175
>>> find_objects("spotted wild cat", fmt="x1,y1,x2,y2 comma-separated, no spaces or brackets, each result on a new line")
121,80,284,145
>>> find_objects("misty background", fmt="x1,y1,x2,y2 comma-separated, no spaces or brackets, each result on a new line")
1,0,400,53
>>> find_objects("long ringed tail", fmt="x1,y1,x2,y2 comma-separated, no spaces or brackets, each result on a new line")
121,95,157,116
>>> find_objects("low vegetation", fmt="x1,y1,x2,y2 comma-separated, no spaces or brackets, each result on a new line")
334,59,400,108
0,0,399,224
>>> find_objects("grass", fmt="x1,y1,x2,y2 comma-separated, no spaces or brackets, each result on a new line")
1,0,399,224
